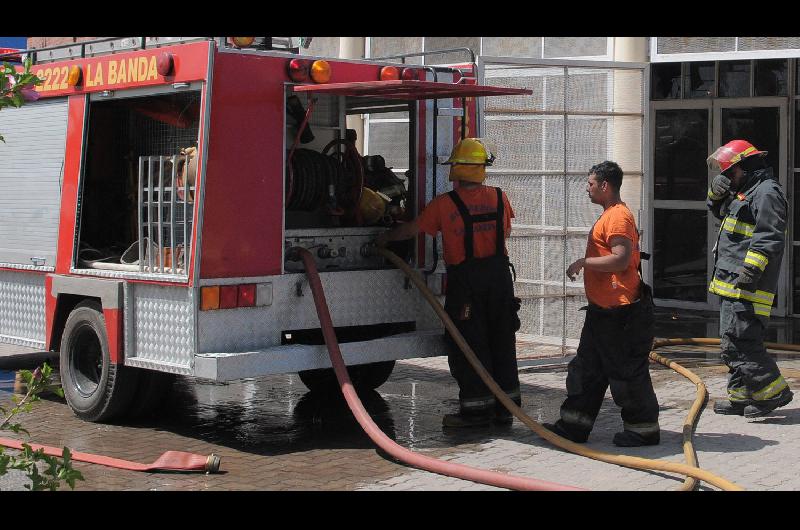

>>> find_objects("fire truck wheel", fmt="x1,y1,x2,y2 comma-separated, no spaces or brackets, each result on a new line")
59,301,140,422
127,369,176,419
298,360,396,394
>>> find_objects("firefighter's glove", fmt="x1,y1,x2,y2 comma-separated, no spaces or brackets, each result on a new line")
708,174,731,201
735,264,763,291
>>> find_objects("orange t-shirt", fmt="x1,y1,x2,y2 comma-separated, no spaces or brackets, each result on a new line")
583,202,641,308
417,186,514,266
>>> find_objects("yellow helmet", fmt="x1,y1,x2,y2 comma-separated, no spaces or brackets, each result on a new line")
443,138,495,183
358,187,389,225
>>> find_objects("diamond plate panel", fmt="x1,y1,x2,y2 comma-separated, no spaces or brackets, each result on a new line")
0,271,46,347
198,269,442,354
128,283,195,371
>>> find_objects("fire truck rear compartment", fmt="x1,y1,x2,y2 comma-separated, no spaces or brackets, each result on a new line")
283,90,415,273
77,90,201,276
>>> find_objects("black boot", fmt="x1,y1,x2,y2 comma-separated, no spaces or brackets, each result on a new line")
612,430,660,447
743,389,794,418
442,412,492,428
713,400,746,416
542,420,589,443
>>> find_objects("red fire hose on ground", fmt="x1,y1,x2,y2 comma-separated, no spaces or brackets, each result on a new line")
293,247,582,491
0,435,219,473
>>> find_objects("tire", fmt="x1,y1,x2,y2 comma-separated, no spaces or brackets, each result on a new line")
298,360,395,394
59,301,139,422
126,369,176,419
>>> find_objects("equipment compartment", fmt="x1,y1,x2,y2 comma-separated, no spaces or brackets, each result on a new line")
76,89,201,277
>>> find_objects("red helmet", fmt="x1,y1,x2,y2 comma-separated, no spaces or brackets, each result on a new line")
707,139,767,173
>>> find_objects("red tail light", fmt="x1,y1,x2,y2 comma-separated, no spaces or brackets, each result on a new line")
401,68,418,80
238,284,256,307
200,283,272,310
220,285,238,309
288,59,311,83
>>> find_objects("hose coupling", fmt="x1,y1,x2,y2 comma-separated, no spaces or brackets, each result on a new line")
205,453,221,474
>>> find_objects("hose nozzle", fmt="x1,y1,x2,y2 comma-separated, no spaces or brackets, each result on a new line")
205,453,221,474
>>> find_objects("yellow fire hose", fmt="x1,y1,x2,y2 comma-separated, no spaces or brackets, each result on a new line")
378,247,745,491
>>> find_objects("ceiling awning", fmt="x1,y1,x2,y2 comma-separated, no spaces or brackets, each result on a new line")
293,80,531,100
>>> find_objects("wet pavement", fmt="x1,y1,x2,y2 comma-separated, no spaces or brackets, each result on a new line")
1,307,800,491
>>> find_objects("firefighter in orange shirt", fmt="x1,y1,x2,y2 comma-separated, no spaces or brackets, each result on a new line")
544,161,660,447
376,138,522,428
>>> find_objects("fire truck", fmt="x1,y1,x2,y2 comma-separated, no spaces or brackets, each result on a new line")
0,37,529,422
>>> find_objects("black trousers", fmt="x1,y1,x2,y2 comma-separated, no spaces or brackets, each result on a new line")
443,255,521,416
720,298,789,405
559,294,660,437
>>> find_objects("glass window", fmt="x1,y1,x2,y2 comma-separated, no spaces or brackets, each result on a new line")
654,109,709,200
651,63,681,100
685,62,715,98
719,61,750,97
653,209,708,302
720,107,780,172
755,59,788,96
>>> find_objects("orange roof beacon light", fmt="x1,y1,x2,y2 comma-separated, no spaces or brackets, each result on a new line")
66,65,82,87
231,37,256,48
310,60,331,83
156,52,174,76
288,58,311,83
379,65,400,81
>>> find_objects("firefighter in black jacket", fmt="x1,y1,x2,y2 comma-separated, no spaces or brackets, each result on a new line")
707,139,793,417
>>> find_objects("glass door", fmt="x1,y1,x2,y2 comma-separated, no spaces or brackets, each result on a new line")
651,100,713,309
712,98,788,315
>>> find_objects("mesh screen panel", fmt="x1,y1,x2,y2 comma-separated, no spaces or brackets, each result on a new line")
482,37,543,58
484,117,545,171
366,122,409,169
508,236,541,280
423,37,480,65
369,37,423,64
657,37,736,54
566,69,610,113
738,37,800,51
300,37,340,59
567,117,608,172
544,37,609,58
483,72,545,112
485,173,543,226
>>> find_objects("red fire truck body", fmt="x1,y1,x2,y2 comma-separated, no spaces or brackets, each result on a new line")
0,38,528,421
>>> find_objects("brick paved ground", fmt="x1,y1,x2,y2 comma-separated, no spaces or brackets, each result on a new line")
2,348,799,491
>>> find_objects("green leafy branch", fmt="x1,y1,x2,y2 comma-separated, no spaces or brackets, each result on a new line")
0,363,84,490
1,55,43,143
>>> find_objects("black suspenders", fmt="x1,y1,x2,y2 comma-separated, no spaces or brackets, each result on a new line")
447,187,505,261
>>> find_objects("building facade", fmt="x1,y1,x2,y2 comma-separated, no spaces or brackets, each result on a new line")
23,36,800,350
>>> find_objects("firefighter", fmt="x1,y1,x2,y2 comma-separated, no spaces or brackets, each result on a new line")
375,138,522,428
706,139,793,418
543,161,661,447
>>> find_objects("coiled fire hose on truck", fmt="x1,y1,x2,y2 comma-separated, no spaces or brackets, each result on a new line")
293,246,582,491
376,247,745,491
